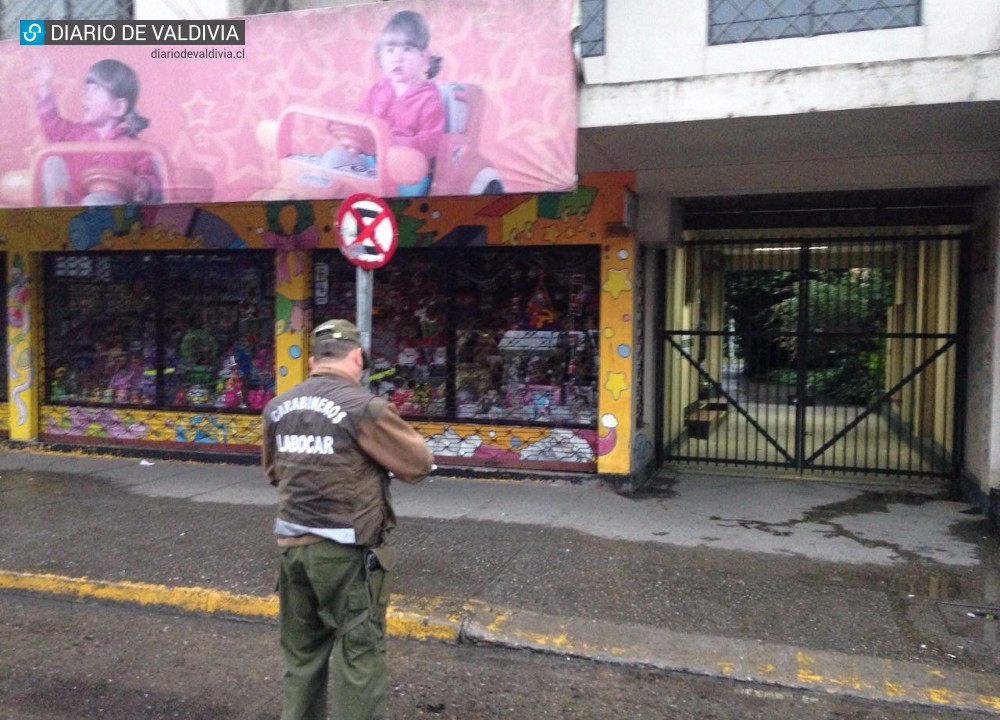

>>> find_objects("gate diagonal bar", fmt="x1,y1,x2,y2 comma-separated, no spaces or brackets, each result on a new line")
665,331,795,464
804,336,955,466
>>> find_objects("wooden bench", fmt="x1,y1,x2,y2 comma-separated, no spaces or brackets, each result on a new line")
685,400,728,440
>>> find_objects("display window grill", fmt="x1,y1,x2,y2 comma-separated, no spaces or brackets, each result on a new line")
0,254,7,402
44,252,275,412
314,245,601,427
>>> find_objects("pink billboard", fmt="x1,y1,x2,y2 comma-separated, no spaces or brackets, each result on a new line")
0,0,578,207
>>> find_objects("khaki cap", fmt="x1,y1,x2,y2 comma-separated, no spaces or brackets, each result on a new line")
312,319,370,369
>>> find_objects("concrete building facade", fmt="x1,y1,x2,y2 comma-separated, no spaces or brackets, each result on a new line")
573,0,999,522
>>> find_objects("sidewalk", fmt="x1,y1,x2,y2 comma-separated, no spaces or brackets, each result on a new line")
1,448,998,713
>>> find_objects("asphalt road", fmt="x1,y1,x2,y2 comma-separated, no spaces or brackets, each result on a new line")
1,592,994,720
2,453,998,716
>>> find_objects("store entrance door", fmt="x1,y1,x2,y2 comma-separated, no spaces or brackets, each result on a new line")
661,233,965,480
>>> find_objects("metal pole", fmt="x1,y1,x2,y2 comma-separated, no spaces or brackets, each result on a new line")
794,241,810,471
356,265,373,385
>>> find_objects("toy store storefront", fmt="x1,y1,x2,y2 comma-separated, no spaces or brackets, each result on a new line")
2,172,639,479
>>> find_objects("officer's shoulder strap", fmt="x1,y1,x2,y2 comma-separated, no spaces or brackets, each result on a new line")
362,396,390,424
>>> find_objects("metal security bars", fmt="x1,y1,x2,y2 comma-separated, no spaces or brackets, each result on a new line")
314,245,602,429
43,251,277,413
663,233,963,480
709,0,920,45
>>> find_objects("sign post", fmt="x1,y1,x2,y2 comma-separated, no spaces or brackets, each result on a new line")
335,193,398,383
356,265,373,364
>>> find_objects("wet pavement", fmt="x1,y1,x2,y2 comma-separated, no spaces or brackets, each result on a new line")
0,448,998,713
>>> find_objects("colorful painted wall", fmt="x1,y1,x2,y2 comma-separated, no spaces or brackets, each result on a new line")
2,171,638,476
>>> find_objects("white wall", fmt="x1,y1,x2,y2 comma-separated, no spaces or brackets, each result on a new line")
584,0,1000,85
964,185,1000,498
986,186,1000,496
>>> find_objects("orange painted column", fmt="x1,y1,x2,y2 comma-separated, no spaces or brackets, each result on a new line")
595,235,636,475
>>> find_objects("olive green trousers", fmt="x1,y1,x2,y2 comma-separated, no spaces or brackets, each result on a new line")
278,541,390,720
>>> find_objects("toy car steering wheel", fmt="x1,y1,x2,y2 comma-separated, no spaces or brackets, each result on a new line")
327,122,370,155
79,166,137,201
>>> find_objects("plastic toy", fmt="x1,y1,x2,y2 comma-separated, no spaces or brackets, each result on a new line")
254,83,503,200
0,139,214,206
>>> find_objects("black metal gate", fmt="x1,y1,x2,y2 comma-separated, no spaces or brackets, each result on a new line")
662,233,964,479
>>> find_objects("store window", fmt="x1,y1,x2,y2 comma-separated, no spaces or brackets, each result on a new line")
315,246,600,427
44,252,275,411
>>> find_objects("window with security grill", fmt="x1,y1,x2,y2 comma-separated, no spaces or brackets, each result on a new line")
578,0,606,57
43,252,275,412
709,0,920,45
314,246,601,427
0,254,6,402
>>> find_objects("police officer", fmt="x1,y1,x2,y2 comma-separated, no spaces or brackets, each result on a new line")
262,318,433,720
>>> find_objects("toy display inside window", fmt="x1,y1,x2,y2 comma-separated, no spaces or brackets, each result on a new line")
452,249,599,426
375,255,449,418
43,252,276,412
314,252,449,419
45,255,158,406
160,254,276,411
314,246,599,427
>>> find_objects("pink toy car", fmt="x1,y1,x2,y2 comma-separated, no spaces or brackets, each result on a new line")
254,82,503,200
0,139,214,206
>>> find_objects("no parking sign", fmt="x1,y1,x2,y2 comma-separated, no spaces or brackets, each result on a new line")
335,193,398,270
334,193,397,381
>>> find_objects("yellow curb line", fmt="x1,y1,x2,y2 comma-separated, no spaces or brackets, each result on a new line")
0,570,461,641
5,570,999,713
0,570,278,617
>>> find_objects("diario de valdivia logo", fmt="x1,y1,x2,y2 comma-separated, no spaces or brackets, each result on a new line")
20,20,46,45
19,19,245,45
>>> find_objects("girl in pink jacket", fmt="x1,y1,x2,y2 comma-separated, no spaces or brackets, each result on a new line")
33,56,161,205
327,11,445,197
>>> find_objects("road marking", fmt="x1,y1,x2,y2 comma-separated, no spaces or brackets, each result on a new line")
0,569,461,640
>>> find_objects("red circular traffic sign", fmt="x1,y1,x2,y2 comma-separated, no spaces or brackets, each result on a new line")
335,193,398,270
